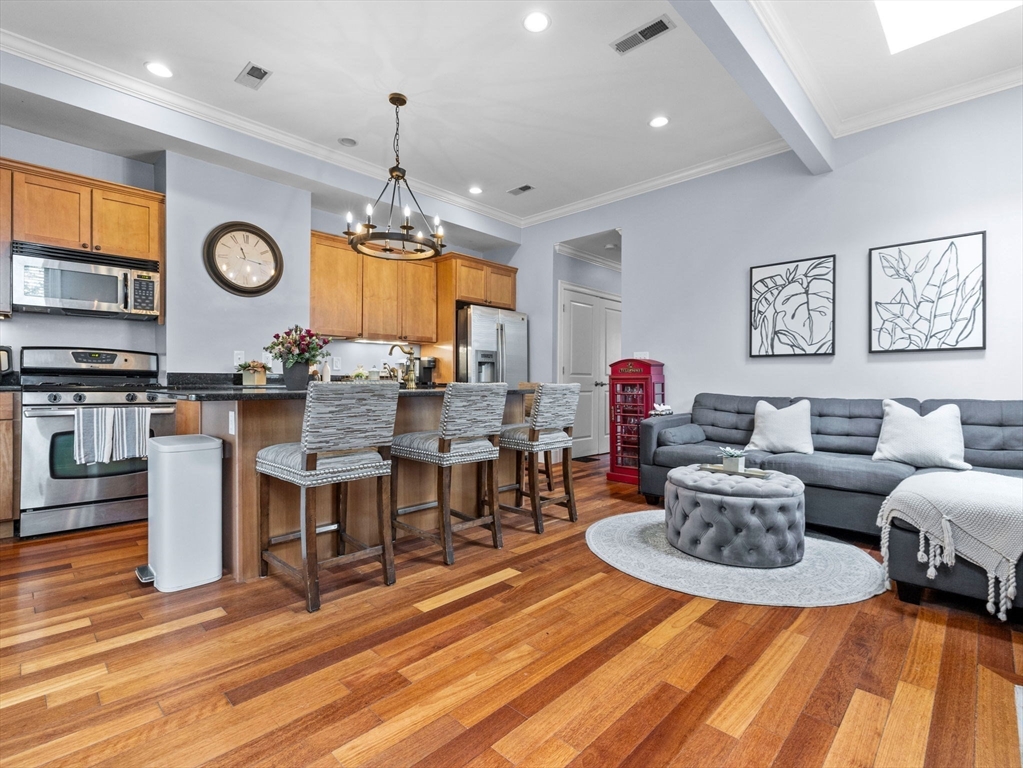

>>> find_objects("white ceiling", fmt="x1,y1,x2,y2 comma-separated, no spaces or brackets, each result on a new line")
0,0,1019,227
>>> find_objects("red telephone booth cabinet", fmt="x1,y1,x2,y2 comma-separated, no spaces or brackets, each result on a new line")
607,358,665,484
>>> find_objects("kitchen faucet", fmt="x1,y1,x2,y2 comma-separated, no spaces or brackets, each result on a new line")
388,344,417,390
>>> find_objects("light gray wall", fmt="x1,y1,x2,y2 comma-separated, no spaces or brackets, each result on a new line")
512,87,1022,409
551,252,622,375
0,126,159,364
162,152,311,373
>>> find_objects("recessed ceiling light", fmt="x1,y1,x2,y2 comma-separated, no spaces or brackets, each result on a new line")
523,12,551,33
874,0,1022,55
649,116,669,128
337,137,358,147
145,61,173,78
469,186,482,195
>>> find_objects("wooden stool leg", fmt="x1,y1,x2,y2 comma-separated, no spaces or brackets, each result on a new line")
488,458,503,549
514,450,524,506
528,452,544,534
439,465,455,565
301,486,320,612
336,483,349,555
563,446,578,523
258,473,270,578
390,458,400,543
476,463,485,517
378,475,396,585
544,451,554,491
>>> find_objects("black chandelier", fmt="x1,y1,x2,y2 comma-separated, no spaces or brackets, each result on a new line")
343,93,445,260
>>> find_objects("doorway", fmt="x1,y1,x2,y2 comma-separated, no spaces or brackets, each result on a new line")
558,282,622,457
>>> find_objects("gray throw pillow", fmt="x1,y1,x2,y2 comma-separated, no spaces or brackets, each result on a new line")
872,399,971,469
658,424,706,446
746,399,814,454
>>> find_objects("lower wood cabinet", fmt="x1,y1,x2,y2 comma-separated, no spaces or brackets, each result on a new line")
1,393,14,523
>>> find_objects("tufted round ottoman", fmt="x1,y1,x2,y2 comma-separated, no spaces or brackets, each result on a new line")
664,464,806,568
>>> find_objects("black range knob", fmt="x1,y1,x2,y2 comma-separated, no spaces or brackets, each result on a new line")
73,393,86,403
47,393,62,403
146,393,158,403
125,393,138,403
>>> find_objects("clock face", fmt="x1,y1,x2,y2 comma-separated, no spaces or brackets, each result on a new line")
203,222,283,296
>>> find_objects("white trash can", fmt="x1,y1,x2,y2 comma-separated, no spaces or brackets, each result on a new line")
137,434,224,592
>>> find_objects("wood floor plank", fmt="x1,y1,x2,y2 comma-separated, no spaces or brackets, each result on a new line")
924,611,979,768
413,568,521,612
803,610,883,727
720,724,784,768
518,737,579,768
899,606,947,691
975,664,1022,768
821,688,890,768
666,722,737,768
412,706,525,768
0,618,93,649
1013,630,1023,674
0,663,108,709
874,680,934,768
772,713,837,768
637,596,714,649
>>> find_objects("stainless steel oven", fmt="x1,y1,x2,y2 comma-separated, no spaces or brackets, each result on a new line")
12,242,159,320
19,348,176,536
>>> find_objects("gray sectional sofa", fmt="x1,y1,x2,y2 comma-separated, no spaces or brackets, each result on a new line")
640,393,1023,610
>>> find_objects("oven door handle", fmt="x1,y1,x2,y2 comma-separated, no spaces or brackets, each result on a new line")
23,406,177,418
122,272,130,311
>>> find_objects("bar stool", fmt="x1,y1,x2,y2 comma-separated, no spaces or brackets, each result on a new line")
520,381,554,492
499,383,580,534
257,381,400,612
390,382,508,565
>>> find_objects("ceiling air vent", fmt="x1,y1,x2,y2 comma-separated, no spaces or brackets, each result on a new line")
234,62,273,90
610,14,676,55
507,185,535,196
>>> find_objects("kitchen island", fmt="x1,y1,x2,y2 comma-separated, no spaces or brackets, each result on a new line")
150,385,531,582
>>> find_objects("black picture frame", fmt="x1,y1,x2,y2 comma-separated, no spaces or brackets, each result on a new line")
868,231,986,354
749,255,836,357
203,221,284,297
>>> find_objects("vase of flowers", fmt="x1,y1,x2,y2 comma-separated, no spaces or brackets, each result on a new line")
264,325,331,390
718,446,747,473
237,360,267,387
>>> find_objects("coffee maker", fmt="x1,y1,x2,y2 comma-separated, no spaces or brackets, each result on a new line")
415,356,437,387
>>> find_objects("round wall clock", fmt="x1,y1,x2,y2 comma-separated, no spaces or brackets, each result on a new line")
203,221,284,296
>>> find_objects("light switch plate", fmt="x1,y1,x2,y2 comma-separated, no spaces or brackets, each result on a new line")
261,351,274,367
233,350,245,366
634,351,650,359
228,410,236,435
332,357,342,371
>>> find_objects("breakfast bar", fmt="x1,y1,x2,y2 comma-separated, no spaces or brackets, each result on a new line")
150,385,530,581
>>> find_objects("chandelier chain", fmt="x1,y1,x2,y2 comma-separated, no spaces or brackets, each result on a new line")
393,104,401,165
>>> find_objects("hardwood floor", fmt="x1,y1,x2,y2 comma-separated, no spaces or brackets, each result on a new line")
1,456,1020,767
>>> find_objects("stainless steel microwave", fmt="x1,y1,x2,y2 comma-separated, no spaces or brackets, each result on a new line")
12,242,159,320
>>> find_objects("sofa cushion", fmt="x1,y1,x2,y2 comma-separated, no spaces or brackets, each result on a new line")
792,397,921,455
691,393,790,446
759,451,916,496
659,423,707,446
873,400,971,470
653,441,771,469
746,399,814,454
922,399,1023,470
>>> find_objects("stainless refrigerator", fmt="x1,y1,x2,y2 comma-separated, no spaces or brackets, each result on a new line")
456,305,528,384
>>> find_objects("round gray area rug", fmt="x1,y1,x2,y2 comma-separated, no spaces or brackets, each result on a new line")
586,509,886,607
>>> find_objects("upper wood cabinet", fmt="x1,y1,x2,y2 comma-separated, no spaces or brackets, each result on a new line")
450,255,516,309
362,256,401,340
1,167,11,317
399,261,437,343
310,232,363,338
7,162,164,263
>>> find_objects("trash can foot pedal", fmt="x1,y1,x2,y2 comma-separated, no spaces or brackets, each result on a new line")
135,565,155,584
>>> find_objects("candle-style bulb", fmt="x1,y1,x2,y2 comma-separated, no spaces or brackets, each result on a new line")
404,206,411,219
416,231,423,240
437,225,444,237
433,216,440,228
355,223,364,234
346,211,353,224
365,204,373,216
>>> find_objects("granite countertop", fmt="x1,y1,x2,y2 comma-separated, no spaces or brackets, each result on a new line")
0,385,20,392
146,385,534,402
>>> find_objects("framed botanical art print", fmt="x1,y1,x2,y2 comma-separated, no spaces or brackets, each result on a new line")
750,255,835,357
869,231,985,353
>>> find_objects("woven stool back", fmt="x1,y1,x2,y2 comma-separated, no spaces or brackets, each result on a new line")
439,383,508,440
530,383,580,430
301,381,399,453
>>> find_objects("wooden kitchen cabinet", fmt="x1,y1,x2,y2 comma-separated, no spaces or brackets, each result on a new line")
1,167,11,317
91,188,163,261
361,255,401,340
1,393,14,524
12,171,93,252
399,260,437,342
451,255,516,309
310,232,363,338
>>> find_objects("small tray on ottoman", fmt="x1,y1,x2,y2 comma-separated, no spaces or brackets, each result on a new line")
698,463,769,479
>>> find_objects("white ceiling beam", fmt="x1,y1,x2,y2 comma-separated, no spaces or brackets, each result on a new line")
670,0,834,175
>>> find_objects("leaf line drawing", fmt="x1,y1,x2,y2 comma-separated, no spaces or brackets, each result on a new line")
871,236,984,352
751,256,834,356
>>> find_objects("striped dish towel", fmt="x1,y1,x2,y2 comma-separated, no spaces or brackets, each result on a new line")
112,407,152,461
74,407,115,465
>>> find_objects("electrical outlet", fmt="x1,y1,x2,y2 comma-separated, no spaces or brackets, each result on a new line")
228,410,236,436
261,351,274,367
332,357,342,371
634,350,650,359
233,350,245,366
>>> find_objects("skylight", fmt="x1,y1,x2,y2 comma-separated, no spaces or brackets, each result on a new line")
875,0,1022,54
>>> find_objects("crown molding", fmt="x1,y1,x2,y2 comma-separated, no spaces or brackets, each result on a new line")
521,138,790,228
0,30,523,228
554,243,621,272
749,1,1023,140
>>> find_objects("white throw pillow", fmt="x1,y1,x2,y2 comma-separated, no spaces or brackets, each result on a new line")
745,399,814,454
872,399,971,470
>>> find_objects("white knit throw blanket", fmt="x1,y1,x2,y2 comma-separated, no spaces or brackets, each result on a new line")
878,471,1023,621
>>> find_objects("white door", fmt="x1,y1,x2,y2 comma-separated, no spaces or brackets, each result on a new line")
560,286,622,457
